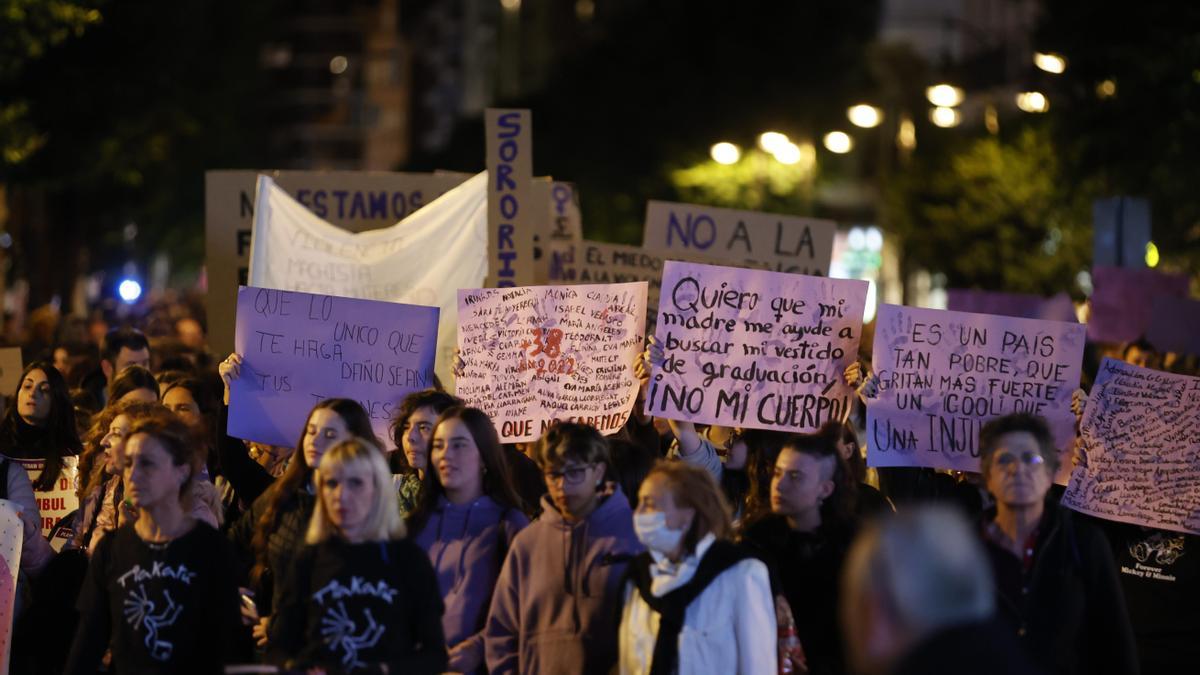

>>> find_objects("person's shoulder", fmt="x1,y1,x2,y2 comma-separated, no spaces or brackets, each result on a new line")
739,513,788,542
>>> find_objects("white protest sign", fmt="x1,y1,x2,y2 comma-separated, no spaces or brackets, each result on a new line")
485,109,535,287
645,261,867,432
642,200,836,274
0,500,21,675
531,180,583,283
1062,359,1200,534
10,456,79,538
248,172,487,382
456,282,648,443
204,170,470,356
867,305,1085,472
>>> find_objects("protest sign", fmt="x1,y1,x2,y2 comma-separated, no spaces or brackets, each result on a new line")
531,180,583,283
0,500,21,675
0,349,22,395
1062,359,1200,535
248,172,485,382
1146,295,1200,356
642,200,836,274
947,289,1077,323
1087,266,1189,345
456,281,648,443
228,286,439,450
204,170,469,356
485,109,535,287
867,305,1085,472
10,456,79,539
644,261,867,432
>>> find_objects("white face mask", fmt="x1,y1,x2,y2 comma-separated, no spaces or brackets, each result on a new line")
634,511,686,555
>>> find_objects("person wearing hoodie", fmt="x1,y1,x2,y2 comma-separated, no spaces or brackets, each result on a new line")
485,422,642,675
409,406,528,674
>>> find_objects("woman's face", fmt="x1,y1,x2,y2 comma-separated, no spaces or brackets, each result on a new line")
123,433,189,510
17,369,52,425
401,406,439,473
163,387,202,427
303,408,351,469
100,413,132,474
118,387,158,405
636,472,694,531
985,431,1052,509
319,461,376,541
431,418,484,500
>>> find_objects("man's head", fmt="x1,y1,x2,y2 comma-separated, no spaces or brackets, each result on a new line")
841,507,995,675
979,413,1057,509
101,328,150,381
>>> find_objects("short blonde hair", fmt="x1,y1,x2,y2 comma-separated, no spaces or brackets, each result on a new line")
306,437,406,545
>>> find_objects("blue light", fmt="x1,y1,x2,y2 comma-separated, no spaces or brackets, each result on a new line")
118,279,143,303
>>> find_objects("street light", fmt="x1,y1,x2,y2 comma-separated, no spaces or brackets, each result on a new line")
1016,91,1049,113
926,84,964,107
1033,52,1067,74
710,142,741,165
758,132,790,154
773,141,802,164
929,106,961,128
847,104,883,128
823,131,853,154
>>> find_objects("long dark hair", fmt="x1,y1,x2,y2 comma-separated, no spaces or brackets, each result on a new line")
406,406,524,534
741,429,789,519
162,376,220,472
0,362,83,490
106,365,159,403
388,388,460,474
250,398,375,583
820,420,867,484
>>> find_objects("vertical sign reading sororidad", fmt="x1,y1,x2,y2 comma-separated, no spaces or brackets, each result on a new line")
485,109,535,288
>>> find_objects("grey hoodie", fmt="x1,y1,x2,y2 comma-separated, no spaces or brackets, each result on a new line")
484,487,643,675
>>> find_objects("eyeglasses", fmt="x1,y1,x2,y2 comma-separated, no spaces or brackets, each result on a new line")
993,451,1047,469
543,464,595,486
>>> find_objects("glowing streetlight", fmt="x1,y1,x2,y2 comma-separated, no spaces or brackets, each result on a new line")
847,104,883,128
929,106,961,128
118,279,143,304
926,84,964,107
710,142,741,165
772,141,802,165
1016,91,1049,113
500,0,521,11
897,115,916,151
758,131,790,154
823,131,853,154
1096,79,1117,99
1145,242,1160,268
1033,52,1067,74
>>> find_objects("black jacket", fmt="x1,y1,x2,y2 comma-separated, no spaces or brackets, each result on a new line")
890,619,1047,675
981,505,1139,675
228,483,316,616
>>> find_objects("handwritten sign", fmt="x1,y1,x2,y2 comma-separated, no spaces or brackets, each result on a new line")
0,500,21,674
642,201,835,274
0,349,21,395
485,109,535,287
867,305,1085,472
531,180,584,283
1087,266,1189,345
1147,295,1200,356
947,289,1077,323
10,456,79,538
456,282,648,443
644,261,867,432
228,286,439,449
1062,359,1200,535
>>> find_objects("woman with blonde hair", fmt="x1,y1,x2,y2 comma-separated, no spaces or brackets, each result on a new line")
269,437,447,674
619,461,776,675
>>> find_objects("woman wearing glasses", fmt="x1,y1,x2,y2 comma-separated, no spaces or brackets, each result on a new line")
975,413,1136,675
485,422,642,675
407,406,528,674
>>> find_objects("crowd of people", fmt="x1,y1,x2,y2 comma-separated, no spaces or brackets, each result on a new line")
0,298,1193,675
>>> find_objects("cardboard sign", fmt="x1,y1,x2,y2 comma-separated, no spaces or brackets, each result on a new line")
204,170,469,356
642,200,836,275
947,289,1077,323
1146,295,1200,356
531,180,583,283
228,287,439,450
485,109,535,288
644,261,867,432
456,282,648,443
1087,266,1189,345
10,456,79,538
867,305,1085,472
0,500,22,674
0,349,22,395
1062,359,1200,535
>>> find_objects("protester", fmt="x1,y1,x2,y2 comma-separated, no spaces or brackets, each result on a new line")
405,406,528,674
64,411,242,674
106,364,160,405
268,438,448,673
619,461,775,674
485,422,642,674
822,421,892,516
841,506,1042,675
228,397,377,647
740,431,858,675
98,327,151,396
0,361,84,491
390,388,460,516
217,353,278,507
976,413,1138,675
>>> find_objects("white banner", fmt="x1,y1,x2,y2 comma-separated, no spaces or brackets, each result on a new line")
248,172,488,381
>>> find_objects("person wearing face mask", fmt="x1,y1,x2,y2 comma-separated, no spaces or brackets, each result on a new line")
390,389,460,518
485,422,642,675
269,438,447,674
619,461,775,675
228,398,378,652
740,432,858,675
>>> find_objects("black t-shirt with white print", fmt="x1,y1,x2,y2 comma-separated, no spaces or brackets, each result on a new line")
65,521,242,674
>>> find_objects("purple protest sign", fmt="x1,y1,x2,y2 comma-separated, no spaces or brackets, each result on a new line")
228,286,439,449
947,289,1077,323
1146,295,1200,356
1087,266,1189,344
867,304,1085,472
645,261,868,432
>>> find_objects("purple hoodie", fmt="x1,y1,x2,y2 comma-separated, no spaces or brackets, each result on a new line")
414,495,529,671
484,487,643,675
